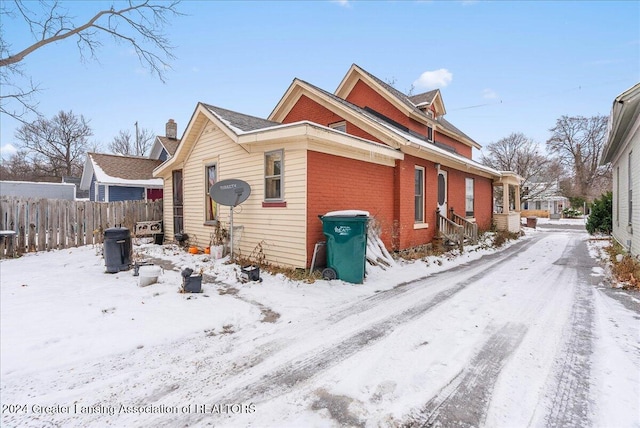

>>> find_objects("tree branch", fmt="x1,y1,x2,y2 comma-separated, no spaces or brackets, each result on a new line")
1,1,180,76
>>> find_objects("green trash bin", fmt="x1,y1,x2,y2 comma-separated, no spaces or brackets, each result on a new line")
320,211,369,284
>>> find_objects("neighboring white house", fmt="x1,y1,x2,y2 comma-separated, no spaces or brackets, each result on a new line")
601,82,640,256
0,180,77,200
522,181,570,217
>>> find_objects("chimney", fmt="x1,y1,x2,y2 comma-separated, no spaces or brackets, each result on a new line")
166,119,177,139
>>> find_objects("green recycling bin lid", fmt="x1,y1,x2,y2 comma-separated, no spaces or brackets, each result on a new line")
323,210,370,217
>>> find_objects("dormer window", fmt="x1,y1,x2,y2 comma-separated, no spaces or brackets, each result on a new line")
427,125,433,142
330,121,346,133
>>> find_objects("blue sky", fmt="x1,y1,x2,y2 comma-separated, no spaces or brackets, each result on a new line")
1,0,638,162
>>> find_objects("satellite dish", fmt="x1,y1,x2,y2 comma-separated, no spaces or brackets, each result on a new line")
209,179,251,207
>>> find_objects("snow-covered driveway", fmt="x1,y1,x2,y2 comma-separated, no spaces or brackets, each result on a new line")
1,226,638,427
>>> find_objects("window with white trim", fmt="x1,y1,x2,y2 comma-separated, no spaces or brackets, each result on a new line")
629,151,633,227
265,150,284,201
616,166,620,226
330,121,346,133
465,178,475,217
415,167,425,222
205,164,217,223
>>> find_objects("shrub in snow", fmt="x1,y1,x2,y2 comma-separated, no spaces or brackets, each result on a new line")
562,207,582,218
586,192,612,235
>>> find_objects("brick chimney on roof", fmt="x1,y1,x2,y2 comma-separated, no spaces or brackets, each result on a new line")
166,119,177,139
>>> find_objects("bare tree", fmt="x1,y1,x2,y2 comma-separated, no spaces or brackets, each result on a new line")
546,115,611,202
480,132,557,204
0,0,181,122
109,126,155,156
15,110,92,177
0,149,41,181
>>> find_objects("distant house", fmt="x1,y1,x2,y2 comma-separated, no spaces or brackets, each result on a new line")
601,82,640,256
80,119,180,202
0,180,77,200
522,181,570,217
153,64,521,269
80,153,163,202
149,119,180,162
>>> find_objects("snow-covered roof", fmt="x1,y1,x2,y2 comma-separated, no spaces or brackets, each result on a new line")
81,153,163,189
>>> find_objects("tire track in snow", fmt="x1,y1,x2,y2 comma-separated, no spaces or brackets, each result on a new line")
154,234,548,416
327,234,545,325
169,237,546,426
542,237,596,428
404,323,528,428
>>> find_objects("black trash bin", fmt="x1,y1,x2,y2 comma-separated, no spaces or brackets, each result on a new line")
103,227,132,273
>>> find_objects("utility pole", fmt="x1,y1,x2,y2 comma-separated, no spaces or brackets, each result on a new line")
135,121,140,155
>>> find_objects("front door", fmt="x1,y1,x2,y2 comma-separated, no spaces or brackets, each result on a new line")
437,169,447,216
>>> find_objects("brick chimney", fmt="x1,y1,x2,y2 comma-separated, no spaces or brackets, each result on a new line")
166,119,177,139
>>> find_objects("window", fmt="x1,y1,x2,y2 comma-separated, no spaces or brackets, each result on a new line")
427,125,433,142
265,150,283,200
465,178,475,217
330,121,346,133
172,170,183,233
415,167,425,222
205,164,217,223
629,151,633,227
616,166,620,226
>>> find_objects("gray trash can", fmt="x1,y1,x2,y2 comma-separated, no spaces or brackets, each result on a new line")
103,227,132,273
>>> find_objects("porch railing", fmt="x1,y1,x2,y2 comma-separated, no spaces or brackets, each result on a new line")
436,210,464,252
451,212,478,244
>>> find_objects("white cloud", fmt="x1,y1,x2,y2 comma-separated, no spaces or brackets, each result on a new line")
482,88,498,99
332,0,351,7
0,143,17,160
413,69,453,90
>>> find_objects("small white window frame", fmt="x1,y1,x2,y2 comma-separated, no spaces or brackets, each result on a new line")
264,149,284,202
329,121,347,133
415,166,425,224
204,163,218,225
465,177,475,217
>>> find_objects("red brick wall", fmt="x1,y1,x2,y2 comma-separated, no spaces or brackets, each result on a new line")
306,152,494,266
443,168,494,231
307,151,395,266
284,95,342,125
346,80,475,159
474,177,494,231
435,131,473,159
394,155,439,250
283,95,383,144
346,80,428,136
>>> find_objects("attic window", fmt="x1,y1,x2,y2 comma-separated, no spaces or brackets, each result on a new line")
330,121,346,133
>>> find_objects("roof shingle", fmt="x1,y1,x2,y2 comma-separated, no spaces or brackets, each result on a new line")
157,136,180,155
203,104,280,133
89,153,163,181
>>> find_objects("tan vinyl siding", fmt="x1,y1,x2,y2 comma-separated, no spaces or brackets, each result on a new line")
178,122,307,268
163,175,174,238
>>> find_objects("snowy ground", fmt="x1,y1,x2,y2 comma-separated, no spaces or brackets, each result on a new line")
1,219,638,427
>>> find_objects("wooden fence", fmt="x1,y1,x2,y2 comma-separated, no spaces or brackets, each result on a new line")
0,197,163,258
